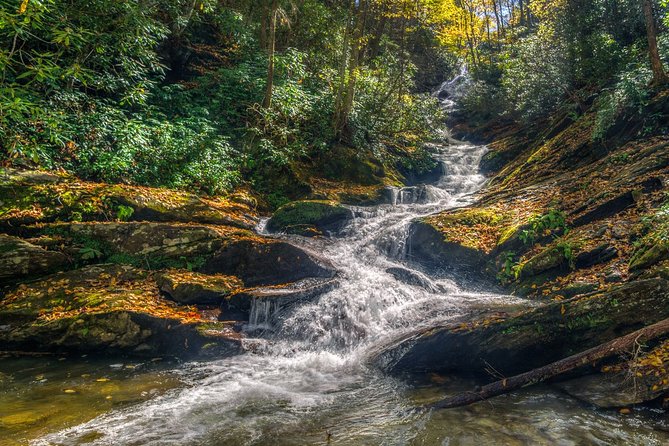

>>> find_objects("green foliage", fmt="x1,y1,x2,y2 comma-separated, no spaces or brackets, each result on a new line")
555,241,576,270
498,251,522,284
78,246,103,261
115,205,134,222
593,60,652,140
519,210,569,245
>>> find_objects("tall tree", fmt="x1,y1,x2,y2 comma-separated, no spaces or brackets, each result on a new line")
642,0,668,85
263,0,280,108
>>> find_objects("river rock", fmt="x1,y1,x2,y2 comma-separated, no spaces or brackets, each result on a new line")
378,278,669,376
202,239,336,286
555,372,666,409
156,270,243,305
385,267,445,292
222,276,339,320
266,200,354,236
0,234,69,284
0,264,242,357
406,220,488,276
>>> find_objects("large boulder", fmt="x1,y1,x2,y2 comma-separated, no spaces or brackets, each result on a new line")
202,239,336,286
378,278,669,377
0,234,69,284
266,200,354,236
0,264,242,358
406,221,489,277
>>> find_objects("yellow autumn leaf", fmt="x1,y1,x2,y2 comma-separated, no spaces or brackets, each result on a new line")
18,0,29,14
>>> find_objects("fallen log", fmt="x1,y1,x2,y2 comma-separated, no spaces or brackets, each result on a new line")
430,317,669,409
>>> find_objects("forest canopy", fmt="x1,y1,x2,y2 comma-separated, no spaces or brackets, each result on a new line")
0,0,667,204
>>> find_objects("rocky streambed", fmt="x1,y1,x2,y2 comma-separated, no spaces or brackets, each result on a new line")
1,116,669,444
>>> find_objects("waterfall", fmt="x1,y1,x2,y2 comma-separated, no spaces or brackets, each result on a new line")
35,75,520,446
248,298,280,330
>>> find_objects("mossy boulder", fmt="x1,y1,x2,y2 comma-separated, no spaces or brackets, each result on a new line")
0,264,242,357
0,234,69,284
266,200,354,236
379,278,669,376
38,222,227,268
406,207,515,278
156,270,243,305
0,168,257,230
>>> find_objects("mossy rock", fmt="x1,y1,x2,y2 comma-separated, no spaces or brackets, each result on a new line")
266,200,354,236
380,278,669,376
0,168,257,230
518,247,568,279
423,207,511,254
630,240,669,272
0,234,69,284
156,270,243,305
0,264,242,358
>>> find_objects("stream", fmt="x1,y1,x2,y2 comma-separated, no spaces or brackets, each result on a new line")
3,123,669,445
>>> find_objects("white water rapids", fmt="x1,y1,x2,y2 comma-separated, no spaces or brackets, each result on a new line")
34,119,669,446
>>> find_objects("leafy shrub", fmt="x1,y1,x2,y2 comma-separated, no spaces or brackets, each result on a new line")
519,209,569,245
592,61,652,140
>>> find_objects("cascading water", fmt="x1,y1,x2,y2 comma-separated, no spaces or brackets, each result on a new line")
35,82,669,445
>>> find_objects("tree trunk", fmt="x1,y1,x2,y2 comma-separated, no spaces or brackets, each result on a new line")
335,0,368,140
642,0,668,86
263,0,279,109
431,317,669,409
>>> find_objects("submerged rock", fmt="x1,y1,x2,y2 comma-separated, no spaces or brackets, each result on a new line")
0,264,242,358
0,234,69,284
266,200,354,236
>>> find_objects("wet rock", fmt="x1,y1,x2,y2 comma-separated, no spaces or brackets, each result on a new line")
385,186,431,205
266,200,354,236
399,161,443,186
555,372,666,409
156,270,243,305
0,234,68,284
385,267,445,292
379,278,669,376
202,239,337,286
0,264,242,358
407,220,489,277
222,277,339,319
